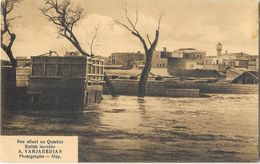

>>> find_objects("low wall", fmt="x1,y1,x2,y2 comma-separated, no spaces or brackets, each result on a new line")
164,81,258,94
103,79,258,96
104,80,200,97
16,67,30,87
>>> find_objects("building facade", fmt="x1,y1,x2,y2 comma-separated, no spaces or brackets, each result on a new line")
203,43,259,71
151,47,171,68
167,48,206,75
108,51,145,69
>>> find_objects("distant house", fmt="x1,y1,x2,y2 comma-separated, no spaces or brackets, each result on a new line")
152,47,172,68
96,55,110,65
204,43,259,71
247,55,259,70
203,56,229,72
167,48,206,75
108,47,171,69
108,51,145,69
225,68,259,84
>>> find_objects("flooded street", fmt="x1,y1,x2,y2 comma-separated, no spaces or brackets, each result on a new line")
1,94,258,162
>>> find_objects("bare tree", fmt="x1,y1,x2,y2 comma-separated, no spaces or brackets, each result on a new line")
41,0,118,96
115,9,163,97
88,24,100,56
1,0,21,67
41,0,91,56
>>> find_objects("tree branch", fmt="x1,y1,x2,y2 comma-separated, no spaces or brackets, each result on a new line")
90,24,100,56
1,0,21,67
146,34,152,46
157,13,163,31
114,8,149,54
41,0,90,56
134,10,139,27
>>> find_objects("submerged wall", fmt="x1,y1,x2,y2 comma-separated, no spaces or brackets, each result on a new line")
103,80,200,97
103,79,258,96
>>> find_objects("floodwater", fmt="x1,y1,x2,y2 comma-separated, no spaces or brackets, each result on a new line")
1,94,258,162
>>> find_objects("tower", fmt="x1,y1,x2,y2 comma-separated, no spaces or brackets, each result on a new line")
216,42,222,56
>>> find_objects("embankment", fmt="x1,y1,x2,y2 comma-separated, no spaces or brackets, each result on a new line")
103,79,258,97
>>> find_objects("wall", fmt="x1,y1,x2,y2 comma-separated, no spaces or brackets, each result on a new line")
167,58,204,75
167,57,186,75
31,56,87,77
152,51,168,68
203,64,229,72
104,80,200,97
110,52,145,67
104,79,258,96
28,56,104,108
164,81,258,94
16,67,30,87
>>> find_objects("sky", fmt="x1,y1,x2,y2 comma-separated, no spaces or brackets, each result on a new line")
1,0,258,60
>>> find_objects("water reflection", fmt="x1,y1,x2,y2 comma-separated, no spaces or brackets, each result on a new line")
137,97,146,115
1,94,258,162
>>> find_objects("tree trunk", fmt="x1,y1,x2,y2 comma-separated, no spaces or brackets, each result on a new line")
104,72,117,97
6,50,17,67
2,45,17,67
138,51,153,97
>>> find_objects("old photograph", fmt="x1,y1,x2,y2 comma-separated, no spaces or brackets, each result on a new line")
1,0,258,162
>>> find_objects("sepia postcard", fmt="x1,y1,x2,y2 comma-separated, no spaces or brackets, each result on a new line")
0,0,259,162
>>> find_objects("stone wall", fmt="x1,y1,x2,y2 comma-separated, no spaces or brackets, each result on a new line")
104,80,200,97
104,79,258,96
164,81,258,94
16,67,30,87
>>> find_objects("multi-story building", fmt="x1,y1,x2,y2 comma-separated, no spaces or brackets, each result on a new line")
108,51,145,68
151,47,172,68
107,48,171,69
247,55,259,70
203,43,258,71
167,48,206,75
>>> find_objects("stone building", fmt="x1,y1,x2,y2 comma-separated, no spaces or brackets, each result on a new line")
108,51,145,69
167,48,206,75
204,43,259,71
108,47,171,69
151,47,172,68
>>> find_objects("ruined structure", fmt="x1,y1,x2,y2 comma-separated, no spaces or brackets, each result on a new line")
28,53,104,108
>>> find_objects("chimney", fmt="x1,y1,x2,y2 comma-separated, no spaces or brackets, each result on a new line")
163,47,167,52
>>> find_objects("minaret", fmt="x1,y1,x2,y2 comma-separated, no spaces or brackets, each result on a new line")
216,42,222,56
